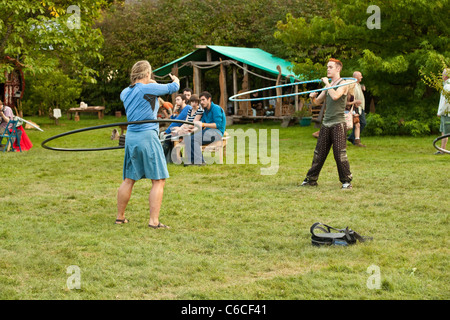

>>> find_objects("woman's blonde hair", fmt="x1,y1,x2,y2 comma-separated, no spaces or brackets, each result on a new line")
347,82,356,96
130,60,152,84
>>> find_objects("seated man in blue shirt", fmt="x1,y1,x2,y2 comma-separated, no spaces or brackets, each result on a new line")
161,93,192,163
165,93,191,134
184,91,226,166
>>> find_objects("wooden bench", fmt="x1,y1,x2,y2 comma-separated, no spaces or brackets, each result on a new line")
173,131,229,164
67,106,105,120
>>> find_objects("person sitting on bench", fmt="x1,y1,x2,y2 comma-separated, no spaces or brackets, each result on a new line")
184,91,226,166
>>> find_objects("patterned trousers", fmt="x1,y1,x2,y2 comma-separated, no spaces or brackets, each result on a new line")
305,122,352,183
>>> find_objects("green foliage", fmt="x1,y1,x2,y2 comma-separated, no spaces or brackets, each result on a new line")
293,104,312,118
364,113,385,136
364,113,439,137
22,70,82,115
0,0,106,83
81,0,330,112
419,58,450,102
275,0,450,117
401,120,430,137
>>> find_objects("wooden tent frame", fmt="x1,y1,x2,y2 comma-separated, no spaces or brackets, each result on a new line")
154,45,304,123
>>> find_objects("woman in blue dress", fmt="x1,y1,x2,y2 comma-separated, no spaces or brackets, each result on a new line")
116,60,180,228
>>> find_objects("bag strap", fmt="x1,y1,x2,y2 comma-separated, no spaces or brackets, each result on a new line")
351,230,373,242
321,223,346,233
311,222,373,243
310,222,345,236
310,223,328,236
314,98,326,128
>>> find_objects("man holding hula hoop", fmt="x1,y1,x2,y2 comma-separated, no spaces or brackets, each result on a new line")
300,58,353,189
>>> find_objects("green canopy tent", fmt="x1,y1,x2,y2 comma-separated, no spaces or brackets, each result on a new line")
153,45,304,117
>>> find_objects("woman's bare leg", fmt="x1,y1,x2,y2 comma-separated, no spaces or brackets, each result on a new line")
148,179,166,227
116,178,135,223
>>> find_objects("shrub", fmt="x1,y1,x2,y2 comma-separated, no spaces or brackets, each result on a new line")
364,113,436,137
402,120,430,137
364,113,385,136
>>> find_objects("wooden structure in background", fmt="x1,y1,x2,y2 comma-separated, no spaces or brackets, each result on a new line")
152,45,302,124
1,56,25,117
67,106,105,120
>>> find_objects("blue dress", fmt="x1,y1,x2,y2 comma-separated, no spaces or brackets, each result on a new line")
120,81,180,180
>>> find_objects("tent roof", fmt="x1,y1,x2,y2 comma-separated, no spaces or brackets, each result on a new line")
153,45,301,80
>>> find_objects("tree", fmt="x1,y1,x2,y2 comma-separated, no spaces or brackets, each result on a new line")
22,70,82,115
81,0,330,112
274,0,450,119
0,0,105,83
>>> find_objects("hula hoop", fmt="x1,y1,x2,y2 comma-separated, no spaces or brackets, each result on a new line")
433,133,450,154
41,119,196,152
228,78,357,102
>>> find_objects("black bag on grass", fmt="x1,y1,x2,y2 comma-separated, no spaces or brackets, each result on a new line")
310,222,371,246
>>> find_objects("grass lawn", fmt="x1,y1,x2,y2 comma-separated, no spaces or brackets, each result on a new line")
0,115,448,300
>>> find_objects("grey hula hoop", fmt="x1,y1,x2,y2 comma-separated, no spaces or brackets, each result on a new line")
228,78,358,102
41,119,196,152
433,133,450,154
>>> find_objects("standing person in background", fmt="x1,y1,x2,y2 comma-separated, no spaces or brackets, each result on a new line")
117,60,180,228
182,88,193,102
435,68,450,155
347,71,367,147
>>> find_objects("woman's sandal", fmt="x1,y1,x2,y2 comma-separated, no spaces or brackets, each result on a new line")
115,218,129,224
148,222,170,229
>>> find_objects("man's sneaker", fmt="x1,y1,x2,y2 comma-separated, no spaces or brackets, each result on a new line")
341,182,353,189
300,179,318,187
434,151,444,155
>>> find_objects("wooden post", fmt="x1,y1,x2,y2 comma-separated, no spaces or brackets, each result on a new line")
233,65,238,115
243,64,249,115
193,64,202,95
295,84,299,112
219,59,227,113
275,65,282,117
171,64,178,103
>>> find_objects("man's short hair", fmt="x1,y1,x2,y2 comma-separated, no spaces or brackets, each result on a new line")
176,93,186,100
329,58,343,70
199,91,212,100
182,87,193,94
